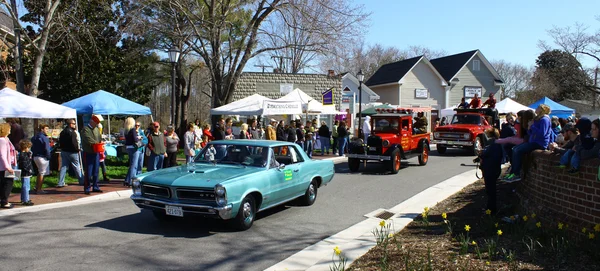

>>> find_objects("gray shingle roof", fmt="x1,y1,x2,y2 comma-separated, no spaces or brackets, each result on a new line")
365,56,422,87
429,50,478,82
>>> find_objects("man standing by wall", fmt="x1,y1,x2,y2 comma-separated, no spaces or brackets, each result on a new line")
81,115,103,195
58,119,84,187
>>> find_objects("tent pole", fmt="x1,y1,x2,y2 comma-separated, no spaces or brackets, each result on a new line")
107,115,111,140
75,118,84,177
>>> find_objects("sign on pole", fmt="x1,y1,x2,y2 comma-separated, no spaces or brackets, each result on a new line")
322,88,334,105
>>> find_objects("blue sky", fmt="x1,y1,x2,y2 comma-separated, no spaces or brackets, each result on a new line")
353,0,599,67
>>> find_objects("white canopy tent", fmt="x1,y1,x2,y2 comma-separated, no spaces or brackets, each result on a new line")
276,88,344,115
440,105,457,119
0,87,77,119
495,98,531,114
210,94,273,116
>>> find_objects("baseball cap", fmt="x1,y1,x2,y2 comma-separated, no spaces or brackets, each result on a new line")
270,118,277,122
153,121,160,127
91,114,103,123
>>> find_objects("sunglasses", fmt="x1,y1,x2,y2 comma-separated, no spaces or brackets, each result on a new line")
154,126,159,128
135,124,140,127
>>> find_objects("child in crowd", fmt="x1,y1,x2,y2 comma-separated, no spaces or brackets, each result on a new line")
479,127,502,214
558,118,600,174
18,140,34,206
557,118,591,173
201,134,208,149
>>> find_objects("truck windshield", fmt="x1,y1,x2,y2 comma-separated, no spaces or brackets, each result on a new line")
451,115,481,125
373,117,399,133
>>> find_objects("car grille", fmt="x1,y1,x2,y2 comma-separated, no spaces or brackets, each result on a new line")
437,132,466,140
176,188,216,202
367,136,382,154
141,184,171,199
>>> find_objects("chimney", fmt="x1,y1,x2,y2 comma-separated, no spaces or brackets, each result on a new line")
327,69,335,77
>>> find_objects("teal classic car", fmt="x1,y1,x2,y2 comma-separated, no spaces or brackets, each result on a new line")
131,140,335,230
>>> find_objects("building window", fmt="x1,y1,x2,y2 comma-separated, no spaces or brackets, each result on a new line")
473,60,480,71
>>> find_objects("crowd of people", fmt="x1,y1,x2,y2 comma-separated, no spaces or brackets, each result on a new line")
477,104,600,215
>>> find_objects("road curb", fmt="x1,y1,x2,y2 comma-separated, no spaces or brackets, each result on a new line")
265,165,496,271
0,189,133,217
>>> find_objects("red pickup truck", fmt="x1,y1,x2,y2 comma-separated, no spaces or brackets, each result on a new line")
432,108,498,156
347,108,430,174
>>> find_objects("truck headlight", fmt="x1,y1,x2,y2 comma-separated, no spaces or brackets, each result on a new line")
132,179,141,196
215,184,227,206
434,132,440,139
463,133,470,140
382,140,390,147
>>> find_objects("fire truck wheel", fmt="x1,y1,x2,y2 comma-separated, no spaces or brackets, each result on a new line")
389,149,401,174
348,158,360,172
436,144,447,154
418,143,429,166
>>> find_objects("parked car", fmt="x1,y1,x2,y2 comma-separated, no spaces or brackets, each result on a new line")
130,140,335,230
432,108,498,155
347,108,430,174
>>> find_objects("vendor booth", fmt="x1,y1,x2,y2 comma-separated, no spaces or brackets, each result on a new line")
528,97,575,119
495,98,531,114
210,94,274,116
62,90,152,157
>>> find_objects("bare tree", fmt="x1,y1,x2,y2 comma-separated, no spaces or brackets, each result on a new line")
516,69,559,105
491,60,533,99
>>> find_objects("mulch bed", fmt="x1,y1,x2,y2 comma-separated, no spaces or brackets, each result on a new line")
348,178,600,271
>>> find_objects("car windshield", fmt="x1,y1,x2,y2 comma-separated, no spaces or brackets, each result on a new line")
194,143,269,167
373,117,399,133
451,115,481,125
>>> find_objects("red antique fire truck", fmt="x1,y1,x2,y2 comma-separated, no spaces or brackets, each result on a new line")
347,107,431,174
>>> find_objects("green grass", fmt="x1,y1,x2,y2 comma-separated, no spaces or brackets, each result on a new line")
11,156,131,193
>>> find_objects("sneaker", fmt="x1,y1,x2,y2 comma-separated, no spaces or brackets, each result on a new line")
502,173,514,181
567,168,579,174
22,201,34,206
32,189,47,194
503,175,521,183
56,184,68,188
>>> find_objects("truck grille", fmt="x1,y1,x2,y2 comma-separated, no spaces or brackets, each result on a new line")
367,136,382,155
176,188,216,202
438,132,465,140
142,184,171,199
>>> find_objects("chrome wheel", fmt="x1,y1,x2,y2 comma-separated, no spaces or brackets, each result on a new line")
243,201,253,224
308,183,316,201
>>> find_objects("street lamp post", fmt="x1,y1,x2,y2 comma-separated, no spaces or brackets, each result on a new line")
357,69,364,140
168,46,181,125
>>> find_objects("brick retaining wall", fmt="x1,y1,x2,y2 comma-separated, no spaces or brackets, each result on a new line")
518,150,600,232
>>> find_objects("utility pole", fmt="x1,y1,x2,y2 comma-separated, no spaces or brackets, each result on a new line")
254,64,272,73
594,67,598,110
271,56,292,73
10,0,25,94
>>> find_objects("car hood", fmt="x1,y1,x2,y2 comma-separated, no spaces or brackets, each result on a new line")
436,124,477,132
139,164,264,188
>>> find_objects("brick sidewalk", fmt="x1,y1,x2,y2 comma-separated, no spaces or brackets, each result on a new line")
4,180,130,209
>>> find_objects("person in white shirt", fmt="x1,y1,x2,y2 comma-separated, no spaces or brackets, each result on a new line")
362,115,371,142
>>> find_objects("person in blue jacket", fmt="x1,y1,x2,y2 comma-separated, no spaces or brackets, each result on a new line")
502,104,553,183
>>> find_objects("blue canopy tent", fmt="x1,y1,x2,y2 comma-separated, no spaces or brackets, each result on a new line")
63,90,152,157
528,97,575,119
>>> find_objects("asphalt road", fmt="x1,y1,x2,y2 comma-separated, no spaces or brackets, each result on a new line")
0,149,476,271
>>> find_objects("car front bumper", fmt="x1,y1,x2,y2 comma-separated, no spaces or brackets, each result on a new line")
347,153,391,160
131,194,233,220
431,140,473,146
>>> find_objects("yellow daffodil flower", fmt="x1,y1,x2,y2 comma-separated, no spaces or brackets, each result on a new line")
441,213,447,220
594,224,600,232
485,209,491,215
464,225,471,232
589,233,596,240
334,246,341,255
388,233,394,238
424,207,429,213
558,222,564,230
522,215,528,222
421,211,427,218
379,220,386,227
531,213,536,218
471,241,477,245
582,228,587,233
497,229,503,236
486,261,490,265
536,222,541,228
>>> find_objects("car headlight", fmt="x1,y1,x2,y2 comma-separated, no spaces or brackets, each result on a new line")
215,184,227,206
382,140,390,147
434,132,440,139
463,133,470,140
132,179,141,196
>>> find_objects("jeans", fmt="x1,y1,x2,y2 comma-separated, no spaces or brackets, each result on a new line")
136,149,144,175
186,155,194,164
21,176,30,203
484,169,500,214
163,152,178,168
83,152,100,192
320,137,330,155
296,141,304,151
304,140,313,158
58,151,84,186
332,137,338,153
125,148,141,185
510,142,543,175
338,137,348,156
559,149,580,169
148,153,165,172
0,172,14,206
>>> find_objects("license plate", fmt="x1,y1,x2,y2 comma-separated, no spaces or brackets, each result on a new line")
165,205,183,217
369,147,376,151
446,141,455,145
